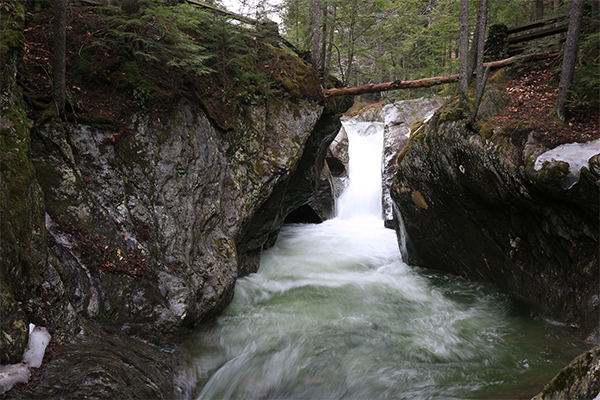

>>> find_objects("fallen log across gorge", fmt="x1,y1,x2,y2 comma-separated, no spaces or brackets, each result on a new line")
324,52,558,98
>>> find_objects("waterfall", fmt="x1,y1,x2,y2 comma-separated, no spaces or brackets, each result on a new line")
179,122,586,400
336,122,384,220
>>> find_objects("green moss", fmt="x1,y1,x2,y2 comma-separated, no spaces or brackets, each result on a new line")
543,358,591,394
257,43,322,101
488,68,513,85
538,160,569,184
436,96,468,123
487,120,531,142
0,2,26,61
114,61,155,108
72,48,92,82
410,119,425,134
0,107,35,221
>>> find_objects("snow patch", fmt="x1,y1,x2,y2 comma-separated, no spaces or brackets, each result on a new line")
534,139,600,189
0,364,30,395
23,324,51,368
0,324,51,394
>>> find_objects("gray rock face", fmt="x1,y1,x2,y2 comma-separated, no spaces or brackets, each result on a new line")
390,102,599,338
28,96,326,343
380,98,445,228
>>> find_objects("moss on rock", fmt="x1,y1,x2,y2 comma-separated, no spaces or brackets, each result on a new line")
0,0,48,365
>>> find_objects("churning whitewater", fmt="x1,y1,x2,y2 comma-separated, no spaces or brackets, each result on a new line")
180,122,585,400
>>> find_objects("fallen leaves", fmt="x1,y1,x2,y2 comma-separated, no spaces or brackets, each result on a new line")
494,58,599,148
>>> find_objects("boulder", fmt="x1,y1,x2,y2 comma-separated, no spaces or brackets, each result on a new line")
390,95,599,339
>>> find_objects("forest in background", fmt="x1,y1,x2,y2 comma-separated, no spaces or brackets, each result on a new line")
228,0,599,104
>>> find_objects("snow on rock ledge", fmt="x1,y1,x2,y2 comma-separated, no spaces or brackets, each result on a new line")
535,139,600,189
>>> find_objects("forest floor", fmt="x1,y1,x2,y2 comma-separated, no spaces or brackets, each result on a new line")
494,57,599,148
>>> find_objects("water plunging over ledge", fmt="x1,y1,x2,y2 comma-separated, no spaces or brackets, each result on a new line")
179,122,586,400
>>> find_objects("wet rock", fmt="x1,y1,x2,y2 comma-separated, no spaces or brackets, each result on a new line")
380,98,445,228
236,100,351,273
391,94,599,339
532,344,600,400
307,162,336,221
10,323,178,400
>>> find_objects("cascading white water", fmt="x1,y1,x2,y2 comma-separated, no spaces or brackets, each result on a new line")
179,121,586,400
336,122,384,219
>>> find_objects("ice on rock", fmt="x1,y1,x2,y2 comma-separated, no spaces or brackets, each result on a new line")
534,139,600,189
0,364,30,394
0,324,51,394
23,323,51,368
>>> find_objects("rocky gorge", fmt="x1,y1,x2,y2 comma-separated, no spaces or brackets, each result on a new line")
1,1,599,398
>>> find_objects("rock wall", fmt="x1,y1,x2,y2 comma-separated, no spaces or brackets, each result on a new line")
1,6,351,395
380,98,446,228
390,93,599,340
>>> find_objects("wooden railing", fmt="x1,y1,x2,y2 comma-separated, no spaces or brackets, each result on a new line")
507,13,569,54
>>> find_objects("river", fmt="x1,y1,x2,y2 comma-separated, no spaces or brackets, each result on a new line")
179,122,586,400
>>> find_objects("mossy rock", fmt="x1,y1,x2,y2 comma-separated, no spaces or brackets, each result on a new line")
476,88,511,123
436,95,468,123
540,346,600,398
257,43,324,102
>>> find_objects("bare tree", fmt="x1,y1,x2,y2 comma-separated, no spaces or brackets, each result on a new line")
458,0,469,111
312,0,321,67
467,14,481,83
53,0,67,117
324,3,337,79
554,0,584,123
535,0,544,19
320,4,328,71
468,0,488,126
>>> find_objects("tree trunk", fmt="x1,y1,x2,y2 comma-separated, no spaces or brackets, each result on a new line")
324,3,337,79
536,0,545,19
458,0,469,111
467,15,481,83
324,52,557,98
468,0,488,125
320,4,328,72
554,0,584,123
53,0,67,117
312,0,321,67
